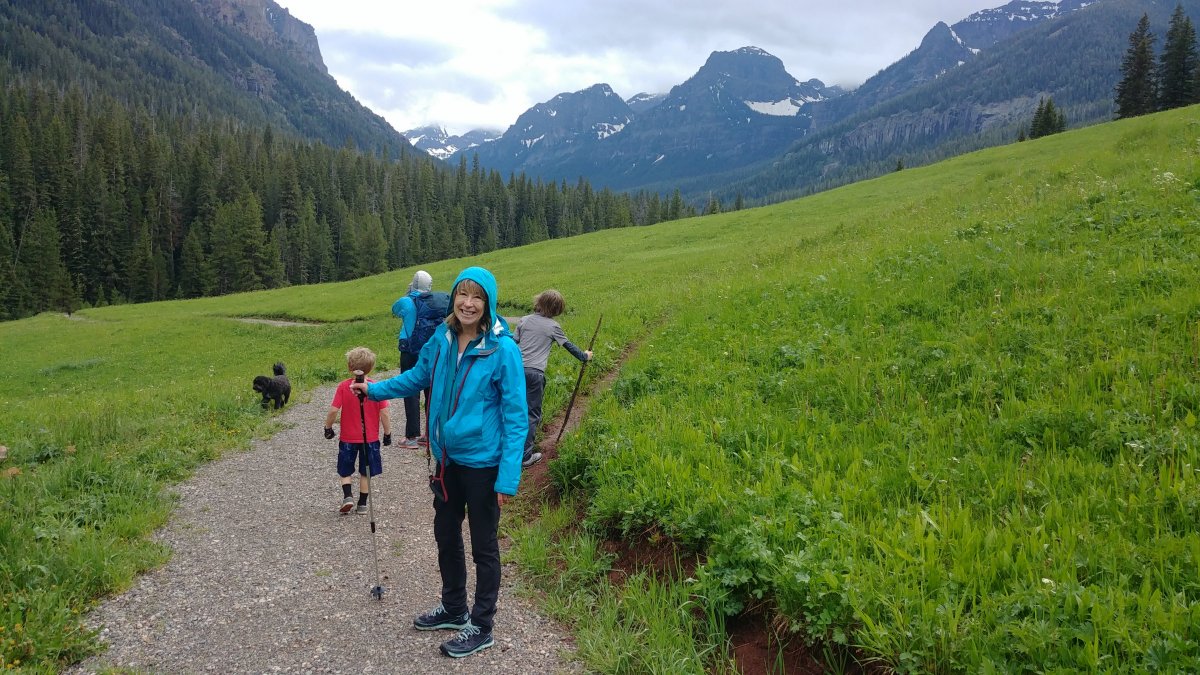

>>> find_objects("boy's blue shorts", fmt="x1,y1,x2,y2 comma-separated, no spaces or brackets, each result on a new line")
337,441,383,478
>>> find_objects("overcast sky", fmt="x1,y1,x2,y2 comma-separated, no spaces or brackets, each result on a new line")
276,0,1006,136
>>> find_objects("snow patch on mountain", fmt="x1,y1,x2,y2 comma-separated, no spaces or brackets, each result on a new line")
595,121,627,139
745,99,801,116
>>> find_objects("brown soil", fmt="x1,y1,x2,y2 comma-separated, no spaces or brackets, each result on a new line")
516,359,620,501
523,347,873,674
725,610,859,675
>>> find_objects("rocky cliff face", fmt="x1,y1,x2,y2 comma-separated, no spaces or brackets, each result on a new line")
197,0,327,74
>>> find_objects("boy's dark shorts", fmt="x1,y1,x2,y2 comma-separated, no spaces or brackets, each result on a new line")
338,441,383,478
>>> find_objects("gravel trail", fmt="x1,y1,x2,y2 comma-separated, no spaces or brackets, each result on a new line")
69,375,583,674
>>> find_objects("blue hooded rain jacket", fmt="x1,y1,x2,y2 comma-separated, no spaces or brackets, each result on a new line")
366,267,528,495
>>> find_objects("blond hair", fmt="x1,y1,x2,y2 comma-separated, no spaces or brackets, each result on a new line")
345,346,377,374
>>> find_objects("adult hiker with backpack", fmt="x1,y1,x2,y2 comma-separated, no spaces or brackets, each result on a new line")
392,270,450,448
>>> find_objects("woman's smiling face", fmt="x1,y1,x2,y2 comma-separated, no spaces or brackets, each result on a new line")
453,282,487,333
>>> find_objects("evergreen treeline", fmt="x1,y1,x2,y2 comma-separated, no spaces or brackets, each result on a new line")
0,76,694,321
1116,5,1200,118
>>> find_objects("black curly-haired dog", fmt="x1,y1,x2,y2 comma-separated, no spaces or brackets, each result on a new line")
253,362,291,410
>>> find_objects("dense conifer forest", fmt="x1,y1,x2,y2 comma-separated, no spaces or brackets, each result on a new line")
0,73,693,320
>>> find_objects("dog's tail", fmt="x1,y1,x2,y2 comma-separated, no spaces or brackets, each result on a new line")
273,362,286,375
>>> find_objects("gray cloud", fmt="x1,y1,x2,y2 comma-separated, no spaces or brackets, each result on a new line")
317,29,454,68
284,0,1002,134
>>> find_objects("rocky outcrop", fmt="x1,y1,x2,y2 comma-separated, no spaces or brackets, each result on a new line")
816,97,1035,157
196,0,327,74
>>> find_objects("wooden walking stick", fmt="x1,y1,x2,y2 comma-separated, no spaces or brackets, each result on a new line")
556,314,602,444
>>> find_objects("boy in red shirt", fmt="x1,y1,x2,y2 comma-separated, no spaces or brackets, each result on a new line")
324,347,392,514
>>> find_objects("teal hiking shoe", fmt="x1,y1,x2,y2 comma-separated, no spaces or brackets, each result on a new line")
414,604,470,631
440,621,493,658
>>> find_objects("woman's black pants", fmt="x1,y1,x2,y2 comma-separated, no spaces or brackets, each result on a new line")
433,462,501,632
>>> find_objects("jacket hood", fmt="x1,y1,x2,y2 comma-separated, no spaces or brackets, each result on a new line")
408,269,433,294
452,266,511,339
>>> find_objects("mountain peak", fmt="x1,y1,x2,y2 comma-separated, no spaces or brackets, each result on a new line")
626,92,667,114
732,46,773,57
701,46,787,72
952,1,1070,50
405,126,499,160
686,46,815,101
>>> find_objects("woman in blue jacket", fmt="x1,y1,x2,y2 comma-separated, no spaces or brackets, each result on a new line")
352,266,526,660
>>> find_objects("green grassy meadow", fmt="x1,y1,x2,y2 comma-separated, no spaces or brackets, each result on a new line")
2,106,1199,672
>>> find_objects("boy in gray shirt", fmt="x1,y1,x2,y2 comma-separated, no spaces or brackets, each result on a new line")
513,290,592,466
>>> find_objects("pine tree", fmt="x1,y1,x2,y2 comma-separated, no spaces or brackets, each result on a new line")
355,211,387,278
276,159,303,284
6,114,37,233
177,225,209,298
1158,4,1198,111
126,216,155,303
668,189,684,221
263,226,288,288
0,199,23,320
307,213,335,284
1115,14,1158,118
209,193,267,294
1030,98,1048,138
15,209,72,314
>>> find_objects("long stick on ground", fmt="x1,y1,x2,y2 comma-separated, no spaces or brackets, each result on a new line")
556,314,602,445
354,371,385,601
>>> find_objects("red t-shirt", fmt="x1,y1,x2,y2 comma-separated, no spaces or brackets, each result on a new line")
332,378,389,443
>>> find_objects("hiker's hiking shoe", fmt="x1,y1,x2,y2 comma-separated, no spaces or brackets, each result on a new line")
400,437,420,449
522,451,542,467
339,496,355,514
414,604,470,631
440,621,493,658
355,503,368,515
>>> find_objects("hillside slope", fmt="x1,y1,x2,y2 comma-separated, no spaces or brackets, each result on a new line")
1,105,1197,672
0,0,412,155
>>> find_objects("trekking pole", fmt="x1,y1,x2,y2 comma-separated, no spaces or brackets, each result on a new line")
556,314,602,445
354,371,385,601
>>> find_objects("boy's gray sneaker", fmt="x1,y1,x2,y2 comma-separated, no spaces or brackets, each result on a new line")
339,496,355,514
440,621,493,658
414,604,470,631
355,503,368,515
400,437,420,449
522,451,542,467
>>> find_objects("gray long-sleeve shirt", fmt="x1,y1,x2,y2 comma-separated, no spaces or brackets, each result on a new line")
514,313,587,372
